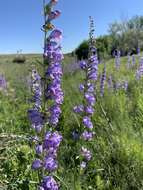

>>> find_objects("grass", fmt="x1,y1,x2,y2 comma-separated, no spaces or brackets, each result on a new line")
0,53,143,189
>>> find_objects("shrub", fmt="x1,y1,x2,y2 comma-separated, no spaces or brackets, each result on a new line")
13,55,26,63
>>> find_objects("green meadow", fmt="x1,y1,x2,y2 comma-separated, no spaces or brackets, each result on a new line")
0,54,143,189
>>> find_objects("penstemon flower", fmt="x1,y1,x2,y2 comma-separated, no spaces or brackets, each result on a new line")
28,69,43,133
73,16,98,169
28,1,63,189
136,57,143,79
113,80,128,92
137,46,140,57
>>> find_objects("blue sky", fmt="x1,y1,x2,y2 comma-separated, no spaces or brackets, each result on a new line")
0,0,143,54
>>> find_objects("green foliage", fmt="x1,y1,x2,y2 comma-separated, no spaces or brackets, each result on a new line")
75,15,143,61
75,40,89,60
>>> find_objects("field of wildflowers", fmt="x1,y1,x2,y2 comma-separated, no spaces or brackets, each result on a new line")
1,0,143,190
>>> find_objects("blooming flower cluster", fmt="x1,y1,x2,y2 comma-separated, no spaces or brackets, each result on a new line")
40,176,59,190
28,1,63,189
73,17,98,168
28,69,43,133
136,57,143,80
100,64,106,97
113,80,128,91
0,74,7,91
137,46,140,56
45,31,64,126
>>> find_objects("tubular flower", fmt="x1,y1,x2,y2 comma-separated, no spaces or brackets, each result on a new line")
73,17,98,168
28,1,63,189
39,176,59,190
136,57,143,79
81,147,92,161
28,69,43,133
0,74,7,91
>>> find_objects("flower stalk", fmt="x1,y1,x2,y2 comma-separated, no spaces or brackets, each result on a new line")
28,0,63,189
73,16,98,170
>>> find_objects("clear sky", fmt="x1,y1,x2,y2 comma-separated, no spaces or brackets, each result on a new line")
0,0,143,54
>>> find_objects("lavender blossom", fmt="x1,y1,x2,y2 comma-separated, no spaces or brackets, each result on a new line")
73,17,98,169
137,46,140,56
32,159,42,170
44,156,58,171
85,93,96,106
39,176,59,190
0,74,7,91
28,1,63,189
83,116,93,129
80,161,87,169
73,105,84,113
136,57,143,79
81,147,92,161
81,131,95,141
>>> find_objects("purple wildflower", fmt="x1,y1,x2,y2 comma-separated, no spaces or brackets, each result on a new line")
80,161,87,169
29,0,63,188
137,46,140,56
73,105,84,113
79,84,85,92
81,147,92,161
31,69,42,110
28,109,43,132
83,116,93,129
85,105,94,115
79,60,88,70
87,82,94,93
44,131,62,150
35,144,43,155
73,17,98,168
49,29,62,40
85,93,96,106
136,57,143,79
32,159,42,170
48,10,61,21
0,74,7,90
44,156,58,172
122,81,128,91
40,176,59,190
81,131,95,141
